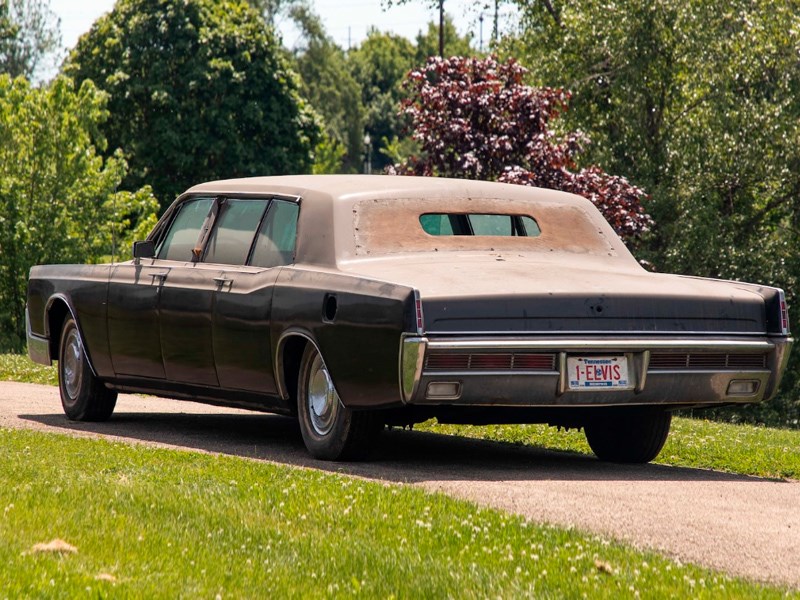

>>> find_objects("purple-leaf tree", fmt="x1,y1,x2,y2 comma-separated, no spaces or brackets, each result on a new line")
390,56,653,240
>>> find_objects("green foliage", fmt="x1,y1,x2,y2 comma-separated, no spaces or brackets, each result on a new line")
505,0,800,424
64,0,320,207
0,0,60,80
290,5,364,172
419,416,800,480
0,428,788,596
310,134,347,174
348,29,418,171
414,14,476,62
0,75,158,351
0,353,56,385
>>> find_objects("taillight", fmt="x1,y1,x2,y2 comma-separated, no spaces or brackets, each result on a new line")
414,289,424,334
779,289,790,335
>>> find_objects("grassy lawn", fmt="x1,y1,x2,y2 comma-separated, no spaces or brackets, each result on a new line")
2,352,799,479
0,427,793,598
0,353,58,386
418,417,800,481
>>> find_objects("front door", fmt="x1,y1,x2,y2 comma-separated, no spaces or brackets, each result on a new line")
107,262,167,379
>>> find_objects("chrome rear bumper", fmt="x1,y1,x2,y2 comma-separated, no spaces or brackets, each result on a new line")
400,335,793,408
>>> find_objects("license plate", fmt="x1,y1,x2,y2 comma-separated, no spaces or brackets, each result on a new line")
567,355,631,390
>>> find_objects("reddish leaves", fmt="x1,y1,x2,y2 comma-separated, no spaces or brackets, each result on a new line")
392,56,652,240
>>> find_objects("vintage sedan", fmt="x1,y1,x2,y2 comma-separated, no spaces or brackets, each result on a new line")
26,175,792,462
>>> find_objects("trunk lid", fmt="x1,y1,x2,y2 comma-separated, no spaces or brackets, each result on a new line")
339,254,768,334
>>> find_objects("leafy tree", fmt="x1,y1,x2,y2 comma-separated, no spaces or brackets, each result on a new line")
384,0,447,56
289,4,364,172
246,0,304,28
0,75,158,351
0,0,61,80
348,29,417,172
414,15,475,62
392,56,651,241
64,0,320,207
504,0,800,423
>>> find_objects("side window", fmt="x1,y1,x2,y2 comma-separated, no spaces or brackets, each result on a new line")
250,200,299,268
204,199,269,265
157,197,214,261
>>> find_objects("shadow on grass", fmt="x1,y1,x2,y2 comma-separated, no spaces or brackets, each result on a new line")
17,407,776,485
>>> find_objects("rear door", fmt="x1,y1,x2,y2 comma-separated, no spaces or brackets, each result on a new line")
211,198,299,394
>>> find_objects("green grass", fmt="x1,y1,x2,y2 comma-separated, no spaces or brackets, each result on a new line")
2,352,799,479
0,428,793,598
418,417,800,480
0,353,57,386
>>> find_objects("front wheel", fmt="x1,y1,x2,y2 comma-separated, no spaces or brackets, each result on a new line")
58,317,117,421
297,344,382,461
584,407,671,463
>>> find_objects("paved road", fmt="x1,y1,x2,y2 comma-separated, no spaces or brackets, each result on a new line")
1,381,799,589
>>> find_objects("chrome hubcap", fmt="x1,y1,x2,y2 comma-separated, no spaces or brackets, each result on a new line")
62,329,83,401
307,353,340,436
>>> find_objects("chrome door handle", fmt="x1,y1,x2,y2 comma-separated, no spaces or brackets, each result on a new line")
151,272,168,280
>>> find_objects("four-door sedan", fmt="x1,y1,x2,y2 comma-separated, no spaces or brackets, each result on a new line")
26,175,793,462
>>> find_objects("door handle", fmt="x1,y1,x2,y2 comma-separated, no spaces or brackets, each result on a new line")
151,272,168,280
214,276,233,289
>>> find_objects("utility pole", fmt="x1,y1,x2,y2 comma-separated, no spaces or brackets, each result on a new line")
438,0,444,56
479,13,484,52
492,0,499,43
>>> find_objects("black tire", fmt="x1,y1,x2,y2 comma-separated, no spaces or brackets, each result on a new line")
296,344,382,461
58,317,117,421
584,407,671,463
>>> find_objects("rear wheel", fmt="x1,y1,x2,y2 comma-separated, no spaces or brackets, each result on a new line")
584,407,671,463
58,317,117,421
297,344,381,460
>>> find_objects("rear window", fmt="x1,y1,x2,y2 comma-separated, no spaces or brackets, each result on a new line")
420,213,540,237
352,197,617,256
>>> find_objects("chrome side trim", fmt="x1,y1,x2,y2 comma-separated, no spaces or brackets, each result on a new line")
425,338,776,352
400,335,427,404
26,306,51,366
419,370,559,377
424,330,768,337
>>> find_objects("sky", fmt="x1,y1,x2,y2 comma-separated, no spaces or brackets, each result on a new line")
49,0,518,56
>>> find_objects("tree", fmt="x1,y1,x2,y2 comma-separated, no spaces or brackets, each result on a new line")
289,4,364,172
64,0,320,207
414,15,475,62
392,56,651,241
348,29,417,172
0,0,61,80
504,0,800,423
384,0,447,56
0,75,158,351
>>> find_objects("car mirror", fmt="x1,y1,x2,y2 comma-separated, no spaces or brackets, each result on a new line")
132,240,155,260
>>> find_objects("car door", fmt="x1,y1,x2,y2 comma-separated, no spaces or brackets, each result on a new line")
107,196,217,381
152,196,223,386
107,261,169,379
211,198,299,394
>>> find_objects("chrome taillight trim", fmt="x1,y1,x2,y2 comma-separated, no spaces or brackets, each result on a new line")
779,289,790,335
400,335,427,403
414,289,424,335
